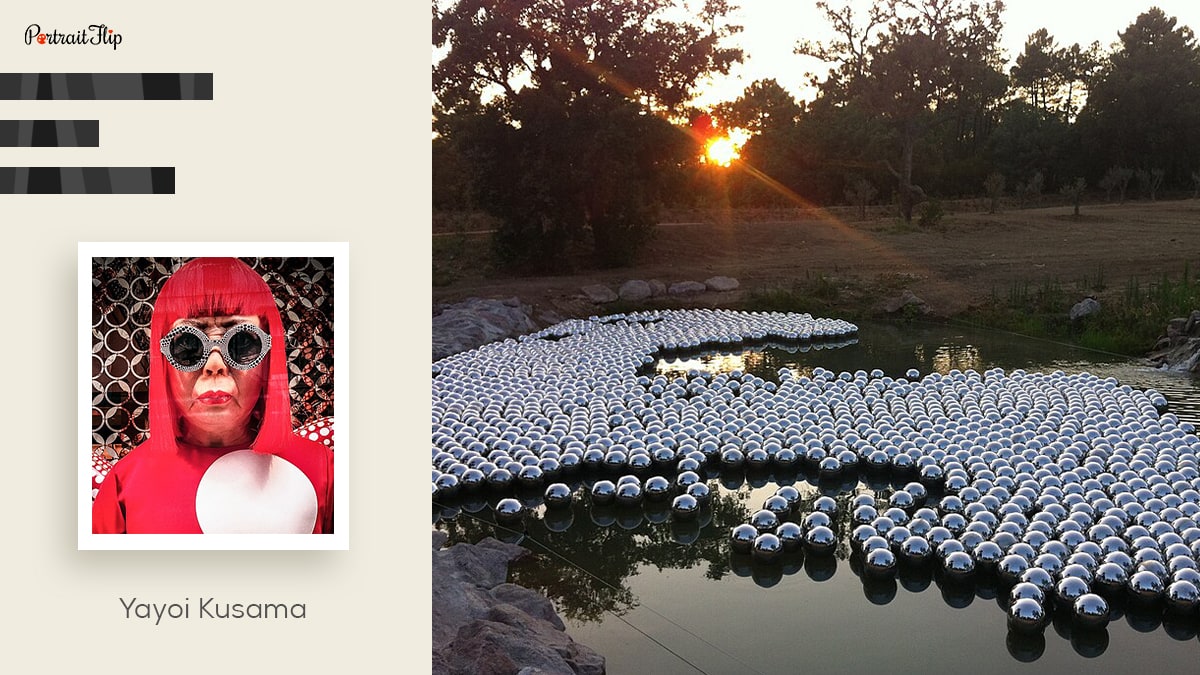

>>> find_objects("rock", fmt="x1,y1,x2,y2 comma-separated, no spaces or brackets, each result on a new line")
883,290,927,314
432,538,605,674
704,276,740,292
433,297,539,361
648,279,667,297
1149,339,1200,374
435,538,527,592
491,583,566,630
536,309,565,327
581,284,618,304
617,280,652,302
433,530,448,551
1069,297,1101,321
1186,310,1200,337
1149,310,1200,373
668,281,707,295
439,605,604,675
1167,317,1189,343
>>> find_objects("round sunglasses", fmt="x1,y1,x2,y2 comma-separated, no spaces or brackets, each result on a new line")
159,323,272,372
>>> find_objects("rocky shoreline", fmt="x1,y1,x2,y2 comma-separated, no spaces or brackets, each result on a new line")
431,531,605,675
1148,310,1200,374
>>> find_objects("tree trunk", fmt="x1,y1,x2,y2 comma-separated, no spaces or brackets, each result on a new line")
899,133,916,222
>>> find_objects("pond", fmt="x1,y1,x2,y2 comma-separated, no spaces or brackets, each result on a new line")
433,318,1200,673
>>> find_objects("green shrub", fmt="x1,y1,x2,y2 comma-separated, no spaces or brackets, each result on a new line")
917,199,944,228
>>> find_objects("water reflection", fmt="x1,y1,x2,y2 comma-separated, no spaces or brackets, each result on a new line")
647,321,1200,427
930,342,982,374
434,321,1200,667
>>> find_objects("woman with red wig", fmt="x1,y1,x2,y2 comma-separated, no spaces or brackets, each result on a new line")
92,258,334,534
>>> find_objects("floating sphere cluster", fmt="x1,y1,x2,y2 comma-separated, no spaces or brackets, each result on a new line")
433,309,1200,639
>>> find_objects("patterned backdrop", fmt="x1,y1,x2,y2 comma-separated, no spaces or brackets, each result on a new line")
91,257,334,454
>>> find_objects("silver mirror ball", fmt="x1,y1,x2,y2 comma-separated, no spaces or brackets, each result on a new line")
434,310,1199,638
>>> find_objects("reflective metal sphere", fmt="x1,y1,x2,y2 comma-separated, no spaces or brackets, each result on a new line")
460,468,486,491
1165,580,1199,614
900,536,933,565
516,464,544,488
644,476,673,501
865,547,898,577
1127,569,1166,603
776,522,804,551
776,485,802,509
1007,598,1047,633
943,550,976,580
730,524,759,554
1072,593,1110,630
1055,576,1091,609
434,473,460,498
671,494,700,521
764,495,792,517
687,482,712,505
674,470,701,491
751,509,781,533
720,448,745,469
1093,563,1129,596
853,505,879,526
590,480,617,506
494,498,525,523
1020,567,1056,595
615,481,644,507
813,496,839,516
804,511,833,531
543,483,573,508
973,541,1005,571
1010,581,1046,605
804,525,837,555
752,533,784,563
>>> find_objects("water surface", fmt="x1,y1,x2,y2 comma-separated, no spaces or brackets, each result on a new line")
434,321,1200,673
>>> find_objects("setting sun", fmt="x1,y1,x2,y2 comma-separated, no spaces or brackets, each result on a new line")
703,129,749,167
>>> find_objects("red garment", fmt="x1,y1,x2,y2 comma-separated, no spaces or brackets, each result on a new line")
92,438,333,534
92,258,335,535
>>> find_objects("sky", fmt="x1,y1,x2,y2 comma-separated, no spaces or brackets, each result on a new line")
689,0,1200,107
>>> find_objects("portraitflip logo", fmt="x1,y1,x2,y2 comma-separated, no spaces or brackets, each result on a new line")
25,23,122,50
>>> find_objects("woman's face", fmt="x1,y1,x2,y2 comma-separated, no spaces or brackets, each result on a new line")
166,314,268,448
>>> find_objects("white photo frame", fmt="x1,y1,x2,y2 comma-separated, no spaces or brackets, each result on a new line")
78,242,349,550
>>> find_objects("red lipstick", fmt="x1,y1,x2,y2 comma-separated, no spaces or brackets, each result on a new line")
197,391,232,404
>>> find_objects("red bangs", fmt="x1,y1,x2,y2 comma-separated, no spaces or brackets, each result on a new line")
147,257,293,454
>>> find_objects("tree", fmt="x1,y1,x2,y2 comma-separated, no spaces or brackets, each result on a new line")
983,172,1004,213
433,0,743,270
713,78,803,134
800,0,1007,222
844,175,878,220
1010,29,1101,121
1077,8,1200,189
433,0,743,114
1010,29,1060,113
1098,166,1127,203
1060,176,1085,217
1136,167,1165,201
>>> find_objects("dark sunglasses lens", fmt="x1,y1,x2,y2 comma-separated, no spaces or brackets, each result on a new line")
227,329,264,366
169,332,205,367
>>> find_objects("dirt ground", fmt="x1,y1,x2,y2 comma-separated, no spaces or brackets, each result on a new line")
432,199,1200,324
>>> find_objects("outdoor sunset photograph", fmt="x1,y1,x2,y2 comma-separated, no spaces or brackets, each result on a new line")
431,1,1200,672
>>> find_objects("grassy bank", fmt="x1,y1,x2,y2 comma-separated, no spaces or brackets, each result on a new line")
964,264,1198,355
733,265,1198,357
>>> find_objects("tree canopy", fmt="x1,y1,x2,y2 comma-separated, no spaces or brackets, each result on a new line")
433,0,743,113
1077,7,1200,183
434,2,1200,268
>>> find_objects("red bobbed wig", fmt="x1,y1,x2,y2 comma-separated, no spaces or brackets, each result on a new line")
148,257,292,453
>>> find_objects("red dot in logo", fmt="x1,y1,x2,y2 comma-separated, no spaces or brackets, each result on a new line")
109,29,114,33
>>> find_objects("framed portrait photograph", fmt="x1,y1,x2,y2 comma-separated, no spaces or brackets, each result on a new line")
78,242,349,550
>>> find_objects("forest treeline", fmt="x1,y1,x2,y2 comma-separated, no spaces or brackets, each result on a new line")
433,1,1200,271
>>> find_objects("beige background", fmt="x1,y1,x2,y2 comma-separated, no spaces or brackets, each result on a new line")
2,1,429,671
